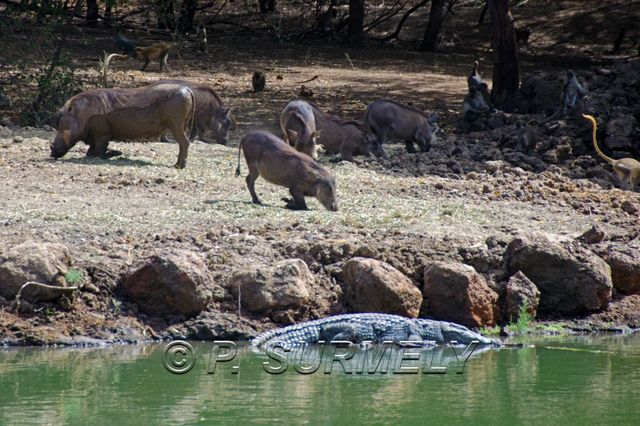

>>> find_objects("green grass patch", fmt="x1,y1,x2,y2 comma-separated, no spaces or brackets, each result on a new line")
64,268,83,285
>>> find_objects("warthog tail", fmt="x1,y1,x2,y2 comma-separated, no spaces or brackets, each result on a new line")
235,140,243,177
184,87,196,139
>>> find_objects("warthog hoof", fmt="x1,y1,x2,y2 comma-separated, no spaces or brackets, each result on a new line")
174,162,186,169
282,197,307,210
104,149,123,158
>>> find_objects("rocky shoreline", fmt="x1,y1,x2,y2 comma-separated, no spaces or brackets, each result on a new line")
1,58,639,348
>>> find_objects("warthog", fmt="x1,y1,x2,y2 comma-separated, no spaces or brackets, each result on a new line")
305,101,383,161
50,83,195,168
280,100,320,158
154,79,233,144
235,130,338,211
364,99,436,155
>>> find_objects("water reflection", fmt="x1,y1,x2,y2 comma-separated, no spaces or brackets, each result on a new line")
0,335,639,424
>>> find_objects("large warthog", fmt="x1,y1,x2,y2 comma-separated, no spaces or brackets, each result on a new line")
50,83,195,168
280,100,320,159
305,101,384,161
154,79,233,144
364,99,437,155
235,130,338,211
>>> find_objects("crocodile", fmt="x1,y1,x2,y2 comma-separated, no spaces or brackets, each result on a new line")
251,313,498,349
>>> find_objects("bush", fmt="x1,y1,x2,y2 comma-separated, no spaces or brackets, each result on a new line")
20,50,83,127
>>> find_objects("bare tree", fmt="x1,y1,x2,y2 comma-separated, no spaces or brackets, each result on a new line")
348,0,365,46
488,0,519,112
420,0,444,52
86,0,99,27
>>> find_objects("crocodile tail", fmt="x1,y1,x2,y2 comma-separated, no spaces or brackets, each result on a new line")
582,114,614,165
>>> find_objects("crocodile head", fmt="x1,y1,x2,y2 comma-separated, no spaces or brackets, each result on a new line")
439,321,498,346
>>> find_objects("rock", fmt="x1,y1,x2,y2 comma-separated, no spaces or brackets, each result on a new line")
621,200,638,214
578,224,606,244
605,114,636,152
309,239,353,264
13,136,23,144
484,160,504,174
121,250,212,317
503,234,612,315
353,245,379,259
341,257,422,318
505,271,540,321
516,73,564,114
230,259,312,315
422,261,498,328
0,241,73,301
601,247,640,295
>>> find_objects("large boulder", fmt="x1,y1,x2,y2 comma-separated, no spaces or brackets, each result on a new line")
516,73,565,114
605,114,637,153
600,246,640,295
0,241,73,301
341,257,422,318
229,259,312,315
505,271,540,321
503,234,612,315
121,250,212,317
423,262,498,328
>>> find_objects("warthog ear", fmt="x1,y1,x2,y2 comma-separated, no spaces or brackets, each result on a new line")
63,130,71,144
287,129,298,141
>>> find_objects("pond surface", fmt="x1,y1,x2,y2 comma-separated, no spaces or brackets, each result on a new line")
1,334,639,425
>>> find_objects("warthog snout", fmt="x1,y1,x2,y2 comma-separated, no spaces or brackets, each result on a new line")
50,139,67,159
317,181,339,212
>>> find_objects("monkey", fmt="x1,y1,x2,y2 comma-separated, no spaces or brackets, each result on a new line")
114,34,137,55
515,28,531,47
299,85,314,98
561,70,588,115
252,71,266,92
463,87,491,122
318,0,339,35
196,26,207,52
583,114,640,191
515,120,538,153
541,70,588,123
467,60,492,107
134,42,174,72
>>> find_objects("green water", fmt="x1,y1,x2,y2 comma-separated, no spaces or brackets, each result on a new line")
1,335,639,425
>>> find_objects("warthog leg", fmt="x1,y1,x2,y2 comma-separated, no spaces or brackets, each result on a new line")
339,146,354,162
246,165,262,204
405,140,417,154
169,124,190,169
284,187,307,210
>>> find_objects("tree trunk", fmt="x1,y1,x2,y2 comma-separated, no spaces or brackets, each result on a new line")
155,0,175,30
104,0,113,24
259,0,276,13
488,0,519,112
420,0,445,52
178,0,197,33
86,0,99,27
348,0,365,47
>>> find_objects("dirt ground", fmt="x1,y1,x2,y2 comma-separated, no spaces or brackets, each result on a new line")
0,1,639,345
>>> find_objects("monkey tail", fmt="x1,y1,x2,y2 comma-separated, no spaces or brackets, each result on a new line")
235,139,244,177
582,114,614,165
